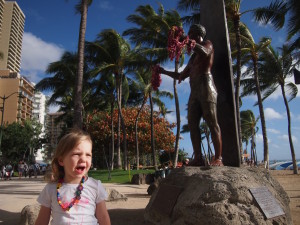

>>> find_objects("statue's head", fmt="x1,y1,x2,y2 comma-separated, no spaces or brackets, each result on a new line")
188,24,206,39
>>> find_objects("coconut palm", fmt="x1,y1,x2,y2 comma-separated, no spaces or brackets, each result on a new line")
257,44,299,174
36,52,93,118
124,4,184,168
130,67,173,170
86,29,144,170
240,110,259,165
73,0,93,129
253,0,300,50
89,72,117,170
237,23,271,168
225,1,255,159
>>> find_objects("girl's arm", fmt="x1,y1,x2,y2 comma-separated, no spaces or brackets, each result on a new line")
34,205,51,225
96,201,111,225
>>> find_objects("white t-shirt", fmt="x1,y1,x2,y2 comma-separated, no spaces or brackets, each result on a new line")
37,177,107,225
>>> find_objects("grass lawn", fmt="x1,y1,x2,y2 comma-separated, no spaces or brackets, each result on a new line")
88,169,155,184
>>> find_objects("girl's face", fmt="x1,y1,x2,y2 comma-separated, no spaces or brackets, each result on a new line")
59,139,92,183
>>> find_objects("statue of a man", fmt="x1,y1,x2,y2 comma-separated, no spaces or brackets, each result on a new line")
159,24,223,166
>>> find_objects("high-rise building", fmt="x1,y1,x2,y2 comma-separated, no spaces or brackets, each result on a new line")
0,0,25,73
0,70,34,124
32,91,47,129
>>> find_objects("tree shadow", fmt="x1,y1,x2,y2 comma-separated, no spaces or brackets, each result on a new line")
108,208,154,225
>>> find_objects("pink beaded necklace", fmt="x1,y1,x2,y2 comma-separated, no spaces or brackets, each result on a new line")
57,176,85,211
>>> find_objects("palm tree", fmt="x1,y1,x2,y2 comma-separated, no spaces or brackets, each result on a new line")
124,4,183,168
240,110,259,165
86,29,144,170
73,0,93,129
257,44,299,174
225,1,255,159
253,0,300,50
36,52,93,118
90,72,117,170
238,23,271,168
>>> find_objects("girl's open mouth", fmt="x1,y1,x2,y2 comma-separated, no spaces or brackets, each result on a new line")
75,166,85,174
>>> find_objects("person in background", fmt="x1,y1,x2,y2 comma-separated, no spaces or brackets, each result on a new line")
1,165,5,180
34,162,40,178
24,162,29,178
18,160,25,178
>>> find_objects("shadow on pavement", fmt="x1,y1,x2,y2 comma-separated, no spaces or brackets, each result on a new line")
108,208,153,225
0,209,20,225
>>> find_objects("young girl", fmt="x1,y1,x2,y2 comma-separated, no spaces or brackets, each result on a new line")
35,129,111,225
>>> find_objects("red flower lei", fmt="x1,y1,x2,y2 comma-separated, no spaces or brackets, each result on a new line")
57,176,85,211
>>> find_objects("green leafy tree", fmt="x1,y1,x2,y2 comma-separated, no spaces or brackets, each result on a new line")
1,120,45,163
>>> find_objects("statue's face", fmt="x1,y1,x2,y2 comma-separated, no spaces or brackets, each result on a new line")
188,30,203,42
188,30,197,40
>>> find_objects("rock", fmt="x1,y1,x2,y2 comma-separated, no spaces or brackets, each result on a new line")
106,188,128,202
145,173,155,184
19,204,41,225
147,179,160,195
131,173,147,185
144,166,292,225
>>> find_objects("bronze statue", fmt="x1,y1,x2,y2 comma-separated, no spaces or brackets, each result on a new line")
159,24,223,166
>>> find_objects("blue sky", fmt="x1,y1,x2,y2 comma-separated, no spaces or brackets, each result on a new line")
15,0,300,161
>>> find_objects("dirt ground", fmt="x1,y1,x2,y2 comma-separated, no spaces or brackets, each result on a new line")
270,170,300,225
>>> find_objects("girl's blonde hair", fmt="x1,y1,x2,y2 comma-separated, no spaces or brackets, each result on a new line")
51,128,92,181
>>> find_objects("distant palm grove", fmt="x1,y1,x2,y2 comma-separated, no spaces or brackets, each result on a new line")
19,0,300,174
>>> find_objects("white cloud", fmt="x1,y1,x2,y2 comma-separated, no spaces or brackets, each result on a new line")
264,108,284,120
20,32,64,82
256,133,264,143
165,112,176,124
98,1,113,10
279,134,298,143
267,128,280,134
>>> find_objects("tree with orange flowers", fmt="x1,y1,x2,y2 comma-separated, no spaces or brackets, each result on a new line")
87,107,176,170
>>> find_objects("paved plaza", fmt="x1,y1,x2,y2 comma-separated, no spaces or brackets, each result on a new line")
0,176,151,225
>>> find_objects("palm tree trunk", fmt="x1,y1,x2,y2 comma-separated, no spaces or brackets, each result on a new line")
110,96,115,171
116,74,127,170
116,76,122,169
280,84,298,174
73,0,88,129
149,92,158,170
234,16,243,162
173,61,180,167
253,58,269,169
135,98,146,171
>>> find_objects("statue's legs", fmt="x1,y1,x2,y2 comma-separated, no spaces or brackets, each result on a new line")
187,98,205,166
202,102,223,166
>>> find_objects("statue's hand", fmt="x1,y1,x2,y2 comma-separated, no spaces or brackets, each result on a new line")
158,66,165,74
178,75,184,84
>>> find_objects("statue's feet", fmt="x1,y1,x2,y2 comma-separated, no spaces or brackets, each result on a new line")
187,158,205,167
210,158,224,166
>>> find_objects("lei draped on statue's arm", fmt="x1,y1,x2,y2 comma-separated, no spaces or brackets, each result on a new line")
151,26,196,90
